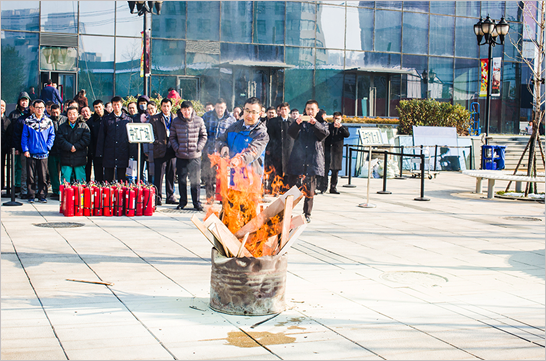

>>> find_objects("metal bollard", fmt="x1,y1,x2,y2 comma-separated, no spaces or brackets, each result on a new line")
341,144,349,178
414,153,430,202
343,147,356,188
395,145,406,179
3,148,22,206
434,145,438,172
377,151,392,194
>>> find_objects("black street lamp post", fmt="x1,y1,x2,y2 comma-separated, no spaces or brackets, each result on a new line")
473,16,510,144
128,1,163,96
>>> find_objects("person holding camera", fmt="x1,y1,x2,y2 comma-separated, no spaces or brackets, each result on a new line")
325,112,350,194
285,100,329,223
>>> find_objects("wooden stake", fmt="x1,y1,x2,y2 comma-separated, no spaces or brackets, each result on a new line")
236,233,250,257
279,195,293,250
66,279,113,286
277,223,308,256
207,214,253,257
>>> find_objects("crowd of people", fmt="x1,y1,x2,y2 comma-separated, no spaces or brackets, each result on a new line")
1,83,350,223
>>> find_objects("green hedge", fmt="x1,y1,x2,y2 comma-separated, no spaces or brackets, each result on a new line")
122,96,206,116
396,99,471,135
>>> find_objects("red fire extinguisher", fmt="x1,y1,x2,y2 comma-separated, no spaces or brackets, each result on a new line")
125,187,136,217
83,186,92,216
135,184,144,216
59,183,65,214
74,184,84,216
143,186,156,216
63,185,75,217
93,186,103,216
101,186,112,217
113,186,123,216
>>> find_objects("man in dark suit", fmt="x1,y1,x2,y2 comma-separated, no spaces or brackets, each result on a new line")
264,102,295,195
150,98,177,205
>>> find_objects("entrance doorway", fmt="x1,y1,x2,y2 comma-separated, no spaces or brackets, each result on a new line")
231,67,283,109
342,69,408,118
40,71,76,103
177,76,200,101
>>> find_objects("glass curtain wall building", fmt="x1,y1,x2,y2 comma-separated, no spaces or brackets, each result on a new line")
1,1,528,134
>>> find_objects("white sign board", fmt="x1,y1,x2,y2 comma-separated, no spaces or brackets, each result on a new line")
126,123,154,143
357,128,384,146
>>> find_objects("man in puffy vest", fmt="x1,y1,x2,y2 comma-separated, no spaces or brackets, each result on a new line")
21,100,55,203
169,101,207,211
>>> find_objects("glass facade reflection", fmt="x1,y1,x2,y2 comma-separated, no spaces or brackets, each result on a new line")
40,1,77,33
0,1,529,134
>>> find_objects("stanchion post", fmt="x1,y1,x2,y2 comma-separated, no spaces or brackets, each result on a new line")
359,145,376,208
2,146,12,198
341,144,349,178
377,150,391,194
343,147,356,188
414,153,430,202
469,144,473,169
3,148,22,206
395,145,405,179
434,145,438,172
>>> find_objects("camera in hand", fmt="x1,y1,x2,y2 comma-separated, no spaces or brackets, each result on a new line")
301,115,311,122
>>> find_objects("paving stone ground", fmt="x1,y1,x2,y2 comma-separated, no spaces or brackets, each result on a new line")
1,172,544,360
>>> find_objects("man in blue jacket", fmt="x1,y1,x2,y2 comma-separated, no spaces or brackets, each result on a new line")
21,100,55,203
40,79,63,106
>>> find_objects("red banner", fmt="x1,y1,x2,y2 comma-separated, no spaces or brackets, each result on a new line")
480,58,488,97
140,30,150,77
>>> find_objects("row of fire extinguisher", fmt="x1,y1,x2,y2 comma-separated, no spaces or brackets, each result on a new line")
60,181,157,217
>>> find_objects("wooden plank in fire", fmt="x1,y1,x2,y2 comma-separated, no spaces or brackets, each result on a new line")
277,223,308,256
234,185,302,239
262,234,279,256
191,215,215,246
203,214,229,257
206,214,253,257
269,214,305,237
279,195,293,250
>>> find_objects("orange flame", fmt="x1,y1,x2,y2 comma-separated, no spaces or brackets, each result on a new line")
208,153,287,257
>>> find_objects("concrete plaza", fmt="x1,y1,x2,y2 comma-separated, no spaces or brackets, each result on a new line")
1,172,544,360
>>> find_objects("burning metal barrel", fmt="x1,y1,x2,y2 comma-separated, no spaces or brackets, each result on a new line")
209,248,287,315
192,176,308,316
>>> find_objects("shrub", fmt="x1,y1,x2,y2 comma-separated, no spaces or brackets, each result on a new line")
325,115,399,124
396,99,471,135
122,96,205,116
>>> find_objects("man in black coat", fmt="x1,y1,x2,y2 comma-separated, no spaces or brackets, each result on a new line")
57,107,91,182
286,100,329,223
47,104,66,199
95,96,136,182
80,106,93,182
325,112,350,194
264,102,295,195
8,93,31,197
88,100,105,182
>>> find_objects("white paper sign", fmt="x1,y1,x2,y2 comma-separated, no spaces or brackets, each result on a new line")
126,123,154,143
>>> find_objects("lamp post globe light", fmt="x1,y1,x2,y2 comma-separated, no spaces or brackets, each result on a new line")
473,16,510,144
127,1,163,96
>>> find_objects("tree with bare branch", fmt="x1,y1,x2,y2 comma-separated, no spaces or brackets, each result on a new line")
506,1,545,195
